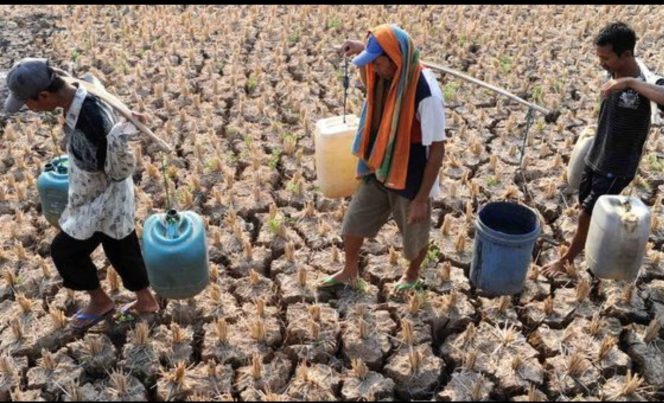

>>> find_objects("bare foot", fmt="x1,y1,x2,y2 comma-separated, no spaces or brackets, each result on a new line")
541,259,568,278
319,269,358,287
402,268,420,283
128,289,160,313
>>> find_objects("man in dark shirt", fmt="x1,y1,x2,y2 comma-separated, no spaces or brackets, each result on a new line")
543,22,664,277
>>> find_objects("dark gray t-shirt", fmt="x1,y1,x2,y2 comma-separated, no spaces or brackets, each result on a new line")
585,75,664,178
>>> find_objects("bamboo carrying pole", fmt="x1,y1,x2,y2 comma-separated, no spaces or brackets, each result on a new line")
61,75,173,153
421,60,551,116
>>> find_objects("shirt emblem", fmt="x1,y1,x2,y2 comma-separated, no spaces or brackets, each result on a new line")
617,90,640,110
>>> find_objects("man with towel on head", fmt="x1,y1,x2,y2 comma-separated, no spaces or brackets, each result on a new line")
318,24,446,293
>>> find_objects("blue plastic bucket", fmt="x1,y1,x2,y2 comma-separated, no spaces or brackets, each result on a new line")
469,201,541,296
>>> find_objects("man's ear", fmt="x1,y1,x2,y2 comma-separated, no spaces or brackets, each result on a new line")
37,90,51,101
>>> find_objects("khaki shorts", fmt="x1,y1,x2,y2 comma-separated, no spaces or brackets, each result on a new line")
341,176,431,261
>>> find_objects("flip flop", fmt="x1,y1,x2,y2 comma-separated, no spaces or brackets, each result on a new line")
393,278,425,293
317,277,350,289
69,307,115,332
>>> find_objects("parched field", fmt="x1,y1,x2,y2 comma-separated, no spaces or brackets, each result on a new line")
1,4,664,401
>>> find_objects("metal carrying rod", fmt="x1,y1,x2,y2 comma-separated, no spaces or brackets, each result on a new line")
516,107,536,201
342,56,349,124
160,153,173,216
421,60,554,203
421,60,550,116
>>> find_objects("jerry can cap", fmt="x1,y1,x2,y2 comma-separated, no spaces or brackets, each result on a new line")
166,209,180,223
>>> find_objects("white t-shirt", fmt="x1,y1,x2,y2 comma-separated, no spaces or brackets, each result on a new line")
417,68,446,199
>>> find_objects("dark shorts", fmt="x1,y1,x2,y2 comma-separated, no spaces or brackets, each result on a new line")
578,165,633,215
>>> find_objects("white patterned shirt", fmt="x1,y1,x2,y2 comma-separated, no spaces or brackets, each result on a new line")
58,85,138,240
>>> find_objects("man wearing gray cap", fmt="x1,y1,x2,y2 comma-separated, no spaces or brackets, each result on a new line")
4,58,159,331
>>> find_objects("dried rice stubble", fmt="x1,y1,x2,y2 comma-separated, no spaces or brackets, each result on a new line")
0,353,28,400
421,260,472,296
176,359,233,400
12,263,62,300
528,176,566,223
479,295,522,331
437,369,495,401
599,280,650,324
290,208,338,251
522,289,576,330
544,350,601,397
601,369,656,401
623,320,664,390
340,357,396,401
435,176,473,213
0,293,54,360
276,265,326,306
363,247,409,289
488,323,544,396
47,287,88,318
255,206,305,256
285,361,341,401
151,322,195,368
382,342,445,400
340,304,395,371
192,281,243,324
26,347,85,401
201,302,281,369
161,297,203,328
227,177,276,219
235,352,294,401
528,313,622,360
232,269,278,306
66,332,117,375
227,241,272,279
270,240,313,278
329,279,380,318
432,213,474,270
119,321,162,383
283,302,340,365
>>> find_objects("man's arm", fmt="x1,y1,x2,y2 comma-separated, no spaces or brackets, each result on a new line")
602,77,664,107
414,141,445,204
407,141,444,224
339,39,368,88
407,80,447,224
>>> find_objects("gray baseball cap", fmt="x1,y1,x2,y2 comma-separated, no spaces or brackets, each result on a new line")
4,57,54,113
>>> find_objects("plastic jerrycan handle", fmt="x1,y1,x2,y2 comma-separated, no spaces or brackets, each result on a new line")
55,157,69,174
165,209,180,239
620,198,638,232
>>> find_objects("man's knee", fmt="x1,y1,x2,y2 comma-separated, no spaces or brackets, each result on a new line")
50,233,69,267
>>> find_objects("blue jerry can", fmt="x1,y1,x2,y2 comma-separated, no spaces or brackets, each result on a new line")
142,209,210,299
36,155,69,228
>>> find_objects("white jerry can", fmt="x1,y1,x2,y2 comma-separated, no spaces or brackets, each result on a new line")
585,195,651,281
314,115,361,199
566,126,595,191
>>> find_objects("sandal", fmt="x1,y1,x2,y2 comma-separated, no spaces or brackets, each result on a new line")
69,306,115,332
393,278,425,293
